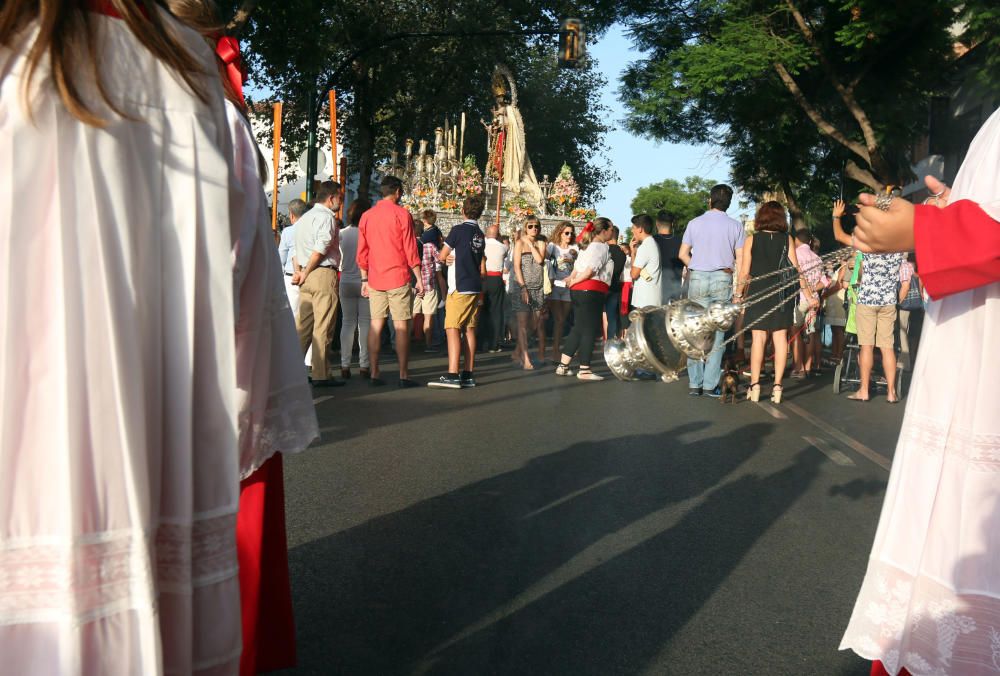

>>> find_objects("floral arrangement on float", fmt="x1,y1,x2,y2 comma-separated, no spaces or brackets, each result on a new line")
570,207,596,221
548,163,580,216
455,156,484,197
439,198,460,212
402,185,436,211
504,194,536,229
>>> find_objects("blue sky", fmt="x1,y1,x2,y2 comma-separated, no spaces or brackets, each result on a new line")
588,25,743,226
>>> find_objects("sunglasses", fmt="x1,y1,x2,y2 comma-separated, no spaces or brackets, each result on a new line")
526,225,539,230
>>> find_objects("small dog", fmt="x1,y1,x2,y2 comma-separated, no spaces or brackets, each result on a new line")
719,359,741,404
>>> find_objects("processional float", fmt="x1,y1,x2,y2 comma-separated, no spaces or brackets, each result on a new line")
605,247,856,382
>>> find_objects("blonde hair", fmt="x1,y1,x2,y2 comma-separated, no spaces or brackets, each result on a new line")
1,0,211,127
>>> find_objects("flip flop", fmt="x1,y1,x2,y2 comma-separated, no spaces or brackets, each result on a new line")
846,393,869,402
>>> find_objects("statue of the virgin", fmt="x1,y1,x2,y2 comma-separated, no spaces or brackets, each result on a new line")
485,66,543,209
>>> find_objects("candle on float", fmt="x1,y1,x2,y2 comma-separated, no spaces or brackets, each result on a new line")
460,112,466,160
405,139,414,157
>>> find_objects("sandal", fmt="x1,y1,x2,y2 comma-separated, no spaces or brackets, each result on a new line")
576,367,604,382
555,364,574,377
746,382,760,403
770,384,783,404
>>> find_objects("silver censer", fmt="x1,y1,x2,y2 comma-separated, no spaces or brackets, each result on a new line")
604,299,744,382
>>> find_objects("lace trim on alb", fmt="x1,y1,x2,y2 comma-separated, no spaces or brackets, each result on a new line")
238,382,318,479
0,511,237,626
900,417,1000,469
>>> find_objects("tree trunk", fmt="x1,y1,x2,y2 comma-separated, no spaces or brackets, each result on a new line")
780,181,807,230
225,0,258,35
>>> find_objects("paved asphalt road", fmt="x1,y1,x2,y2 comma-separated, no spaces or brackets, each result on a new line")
278,347,906,676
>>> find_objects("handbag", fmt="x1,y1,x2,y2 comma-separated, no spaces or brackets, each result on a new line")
777,237,797,304
898,275,922,311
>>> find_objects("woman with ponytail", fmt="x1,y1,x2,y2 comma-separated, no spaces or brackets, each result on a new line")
555,218,616,381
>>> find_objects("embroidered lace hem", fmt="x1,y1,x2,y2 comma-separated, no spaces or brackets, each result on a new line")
841,559,1000,675
238,383,318,479
0,511,237,626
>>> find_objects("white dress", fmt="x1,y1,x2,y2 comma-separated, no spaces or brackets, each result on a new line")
840,108,1000,674
227,102,317,479
0,16,241,675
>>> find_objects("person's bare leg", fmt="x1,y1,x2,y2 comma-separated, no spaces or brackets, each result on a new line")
446,328,462,373
750,330,766,386
792,334,804,373
881,346,898,401
516,312,532,368
852,344,874,400
772,329,789,387
462,327,476,373
394,319,412,378
368,317,385,378
832,326,845,361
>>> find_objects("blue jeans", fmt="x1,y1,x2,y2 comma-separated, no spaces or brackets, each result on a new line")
686,270,733,390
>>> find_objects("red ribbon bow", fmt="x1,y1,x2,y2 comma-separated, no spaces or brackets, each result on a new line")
216,36,247,108
576,221,594,244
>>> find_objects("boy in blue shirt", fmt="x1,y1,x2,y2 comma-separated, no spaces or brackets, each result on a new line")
429,194,487,389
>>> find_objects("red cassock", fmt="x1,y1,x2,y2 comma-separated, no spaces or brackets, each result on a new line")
237,455,297,675
913,199,1000,298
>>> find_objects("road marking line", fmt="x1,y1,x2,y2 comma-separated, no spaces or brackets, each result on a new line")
803,435,855,467
754,401,788,419
782,400,891,471
521,477,622,519
312,395,333,405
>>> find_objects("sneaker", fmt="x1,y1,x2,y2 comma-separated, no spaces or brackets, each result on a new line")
689,388,703,397
459,371,477,388
706,386,723,398
428,374,462,389
488,347,503,353
397,378,420,388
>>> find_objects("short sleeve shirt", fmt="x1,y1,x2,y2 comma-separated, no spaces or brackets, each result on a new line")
858,253,905,306
631,237,662,307
681,210,746,271
445,221,486,294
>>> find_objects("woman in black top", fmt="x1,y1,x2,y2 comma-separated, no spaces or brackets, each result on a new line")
734,202,818,403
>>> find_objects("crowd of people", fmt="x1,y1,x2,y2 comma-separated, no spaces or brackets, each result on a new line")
3,3,998,676
279,180,923,402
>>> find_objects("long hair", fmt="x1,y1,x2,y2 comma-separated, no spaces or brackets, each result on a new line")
550,221,575,249
0,0,210,127
578,217,611,250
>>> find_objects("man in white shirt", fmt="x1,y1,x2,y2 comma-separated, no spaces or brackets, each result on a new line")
479,224,508,352
629,214,662,308
292,181,344,386
278,198,309,314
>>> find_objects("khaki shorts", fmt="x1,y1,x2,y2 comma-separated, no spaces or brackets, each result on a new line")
825,289,847,326
412,286,440,316
444,292,480,329
855,304,896,349
369,284,414,321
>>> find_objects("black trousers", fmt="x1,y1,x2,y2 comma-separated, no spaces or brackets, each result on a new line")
479,276,506,350
561,289,606,366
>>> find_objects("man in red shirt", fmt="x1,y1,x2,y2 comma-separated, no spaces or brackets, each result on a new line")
357,176,423,387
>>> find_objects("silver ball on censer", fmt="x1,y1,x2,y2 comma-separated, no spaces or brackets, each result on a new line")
604,299,744,382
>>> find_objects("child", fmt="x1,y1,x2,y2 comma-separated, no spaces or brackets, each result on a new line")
428,194,487,389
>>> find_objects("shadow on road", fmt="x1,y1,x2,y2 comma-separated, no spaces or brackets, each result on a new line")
281,420,830,674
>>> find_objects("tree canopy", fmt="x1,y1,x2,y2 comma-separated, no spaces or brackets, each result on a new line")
620,0,958,204
630,176,718,233
223,0,619,201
